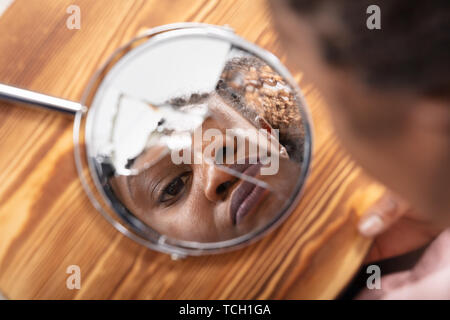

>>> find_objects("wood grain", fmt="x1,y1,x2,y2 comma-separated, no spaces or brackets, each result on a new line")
0,0,384,299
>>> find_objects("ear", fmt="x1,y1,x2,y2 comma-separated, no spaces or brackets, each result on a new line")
407,98,450,133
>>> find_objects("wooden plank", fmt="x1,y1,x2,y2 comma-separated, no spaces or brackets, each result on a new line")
0,0,382,299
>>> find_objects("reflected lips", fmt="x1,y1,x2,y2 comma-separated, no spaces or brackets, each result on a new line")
229,163,267,225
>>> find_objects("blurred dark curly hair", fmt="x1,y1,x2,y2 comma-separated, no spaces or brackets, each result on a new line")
287,0,450,99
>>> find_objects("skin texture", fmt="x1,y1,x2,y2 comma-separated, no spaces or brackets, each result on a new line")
111,92,302,242
270,0,450,261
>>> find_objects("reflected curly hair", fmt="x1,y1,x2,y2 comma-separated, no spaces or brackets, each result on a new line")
216,55,305,162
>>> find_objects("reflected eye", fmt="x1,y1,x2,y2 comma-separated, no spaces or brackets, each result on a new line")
159,172,190,203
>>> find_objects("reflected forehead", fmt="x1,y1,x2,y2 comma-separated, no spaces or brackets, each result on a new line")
132,145,168,169
207,92,256,129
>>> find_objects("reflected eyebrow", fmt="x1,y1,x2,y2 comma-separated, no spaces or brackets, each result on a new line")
126,170,164,209
124,148,187,211
148,176,163,202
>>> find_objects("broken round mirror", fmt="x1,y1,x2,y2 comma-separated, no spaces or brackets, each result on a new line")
73,24,312,257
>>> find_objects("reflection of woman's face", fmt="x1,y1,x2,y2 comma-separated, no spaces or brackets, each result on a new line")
111,93,302,242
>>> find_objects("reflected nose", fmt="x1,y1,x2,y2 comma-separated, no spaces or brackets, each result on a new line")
201,129,236,202
203,162,235,202
203,145,236,202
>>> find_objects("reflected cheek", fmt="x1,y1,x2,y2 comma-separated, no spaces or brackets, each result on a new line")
152,203,219,242
179,181,226,241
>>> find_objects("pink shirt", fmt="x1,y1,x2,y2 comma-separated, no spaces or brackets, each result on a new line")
357,229,450,299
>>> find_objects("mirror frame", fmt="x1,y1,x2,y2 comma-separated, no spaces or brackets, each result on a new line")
73,23,314,258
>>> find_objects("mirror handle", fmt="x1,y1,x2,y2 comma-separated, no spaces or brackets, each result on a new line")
0,83,86,115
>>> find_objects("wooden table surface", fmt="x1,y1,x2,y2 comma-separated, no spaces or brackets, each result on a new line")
0,0,384,299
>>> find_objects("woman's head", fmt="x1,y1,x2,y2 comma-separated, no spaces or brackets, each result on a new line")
270,0,450,221
109,56,306,242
